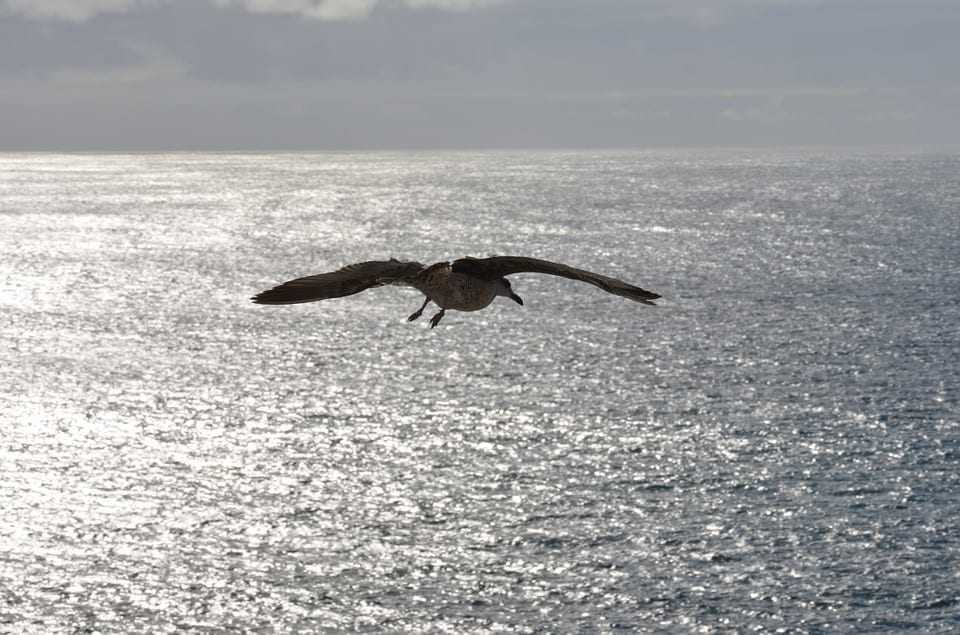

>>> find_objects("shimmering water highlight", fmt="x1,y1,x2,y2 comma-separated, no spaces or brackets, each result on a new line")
1,149,958,632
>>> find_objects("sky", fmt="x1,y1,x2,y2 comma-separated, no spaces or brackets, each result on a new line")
2,0,958,150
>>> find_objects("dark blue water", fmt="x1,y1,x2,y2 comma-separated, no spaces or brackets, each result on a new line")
1,149,958,632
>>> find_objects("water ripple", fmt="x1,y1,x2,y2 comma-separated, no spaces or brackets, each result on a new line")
2,150,959,632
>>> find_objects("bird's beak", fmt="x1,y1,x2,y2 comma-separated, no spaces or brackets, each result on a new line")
510,292,524,306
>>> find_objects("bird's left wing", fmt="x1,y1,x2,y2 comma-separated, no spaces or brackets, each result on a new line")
252,259,425,305
452,256,660,305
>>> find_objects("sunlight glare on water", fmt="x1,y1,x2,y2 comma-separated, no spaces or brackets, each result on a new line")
1,149,959,632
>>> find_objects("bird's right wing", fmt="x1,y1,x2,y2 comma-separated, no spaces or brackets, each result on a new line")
252,259,425,305
452,256,660,305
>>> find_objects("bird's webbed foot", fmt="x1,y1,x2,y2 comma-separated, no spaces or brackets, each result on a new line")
428,309,446,329
408,297,430,322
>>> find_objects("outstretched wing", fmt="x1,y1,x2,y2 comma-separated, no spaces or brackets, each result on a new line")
252,259,425,305
452,256,660,305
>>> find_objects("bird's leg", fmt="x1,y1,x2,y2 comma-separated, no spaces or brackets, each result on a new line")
408,297,430,322
428,309,446,329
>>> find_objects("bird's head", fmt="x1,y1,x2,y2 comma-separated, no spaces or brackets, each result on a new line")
496,278,524,306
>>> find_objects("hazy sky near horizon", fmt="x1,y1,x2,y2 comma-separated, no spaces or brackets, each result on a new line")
2,0,958,150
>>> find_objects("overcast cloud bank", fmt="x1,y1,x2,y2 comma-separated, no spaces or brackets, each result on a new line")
2,0,957,149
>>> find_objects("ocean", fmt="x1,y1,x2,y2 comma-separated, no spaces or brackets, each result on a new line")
1,149,958,632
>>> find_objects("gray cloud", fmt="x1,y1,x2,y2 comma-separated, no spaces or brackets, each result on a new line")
2,0,148,21
218,0,504,20
1,0,501,21
1,0,958,149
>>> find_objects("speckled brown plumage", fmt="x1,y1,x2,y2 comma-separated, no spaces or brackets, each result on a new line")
253,256,659,329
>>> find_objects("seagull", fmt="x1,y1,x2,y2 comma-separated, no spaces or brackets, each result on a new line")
252,256,660,328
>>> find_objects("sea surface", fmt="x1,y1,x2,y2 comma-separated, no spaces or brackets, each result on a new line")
1,149,958,633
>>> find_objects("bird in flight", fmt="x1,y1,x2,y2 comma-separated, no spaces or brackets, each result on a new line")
252,256,659,328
